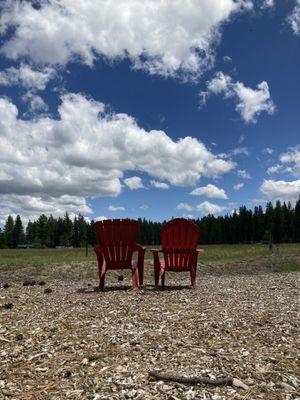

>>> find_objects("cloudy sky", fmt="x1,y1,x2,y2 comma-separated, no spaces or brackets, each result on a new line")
0,0,300,224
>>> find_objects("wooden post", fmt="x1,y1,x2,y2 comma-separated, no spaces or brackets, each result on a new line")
86,240,88,257
269,230,273,252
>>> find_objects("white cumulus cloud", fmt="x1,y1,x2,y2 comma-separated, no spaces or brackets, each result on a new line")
124,176,145,190
279,146,300,176
288,0,300,35
267,164,284,175
22,93,48,113
260,179,300,202
266,146,300,177
108,206,125,212
196,201,227,215
263,147,274,155
0,194,92,225
233,183,244,190
0,64,55,90
190,184,227,199
0,0,253,79
95,216,108,221
0,93,234,218
183,214,194,219
261,0,274,8
237,169,252,179
176,203,194,211
201,71,275,123
150,180,170,189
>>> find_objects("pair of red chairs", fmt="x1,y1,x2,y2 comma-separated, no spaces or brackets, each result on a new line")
94,218,203,290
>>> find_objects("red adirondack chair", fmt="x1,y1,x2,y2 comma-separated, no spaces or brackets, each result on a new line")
94,219,146,290
151,218,203,288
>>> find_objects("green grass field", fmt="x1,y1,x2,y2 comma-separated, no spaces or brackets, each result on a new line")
1,242,300,266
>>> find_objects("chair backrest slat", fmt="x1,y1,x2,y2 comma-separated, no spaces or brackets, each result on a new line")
95,219,139,268
161,218,200,269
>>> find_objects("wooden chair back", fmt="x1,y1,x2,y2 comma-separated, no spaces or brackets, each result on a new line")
161,218,200,269
95,219,139,268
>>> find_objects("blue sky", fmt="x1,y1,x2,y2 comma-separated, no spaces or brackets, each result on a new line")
0,0,300,224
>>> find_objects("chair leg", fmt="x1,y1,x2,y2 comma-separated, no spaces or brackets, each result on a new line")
138,264,144,286
99,263,106,290
161,271,165,289
154,264,160,286
132,268,139,291
191,268,197,289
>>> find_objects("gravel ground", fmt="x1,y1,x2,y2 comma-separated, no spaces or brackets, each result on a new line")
0,266,299,400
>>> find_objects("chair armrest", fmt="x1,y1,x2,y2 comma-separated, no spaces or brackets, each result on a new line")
93,245,104,264
150,249,162,274
133,244,146,274
93,244,102,254
133,244,146,253
150,248,161,253
196,248,205,253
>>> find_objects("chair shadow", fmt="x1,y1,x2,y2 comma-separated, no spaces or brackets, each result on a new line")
77,285,132,293
147,284,195,292
76,284,195,294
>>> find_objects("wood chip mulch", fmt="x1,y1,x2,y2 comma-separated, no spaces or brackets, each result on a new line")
0,270,299,400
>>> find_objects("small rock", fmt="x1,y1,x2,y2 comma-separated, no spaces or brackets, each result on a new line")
88,354,103,362
241,350,250,357
23,280,36,286
61,370,72,378
265,356,277,363
44,288,52,294
124,389,136,398
287,376,299,389
36,367,48,372
2,302,14,310
244,377,254,385
15,333,23,341
2,283,9,289
211,395,223,400
38,281,46,286
279,382,295,391
266,382,275,389
233,378,249,390
1,389,14,397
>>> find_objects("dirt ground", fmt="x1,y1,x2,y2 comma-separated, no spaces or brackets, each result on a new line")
0,260,299,400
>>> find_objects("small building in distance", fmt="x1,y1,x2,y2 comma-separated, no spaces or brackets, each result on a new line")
17,244,33,249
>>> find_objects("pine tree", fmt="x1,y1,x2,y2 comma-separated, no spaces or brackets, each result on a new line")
4,215,14,248
265,201,274,247
12,215,25,247
273,200,284,243
87,220,97,246
257,206,265,242
26,221,36,244
282,202,292,242
0,228,6,248
61,212,73,246
1,198,300,248
37,214,49,247
78,215,87,247
72,216,80,247
294,196,300,242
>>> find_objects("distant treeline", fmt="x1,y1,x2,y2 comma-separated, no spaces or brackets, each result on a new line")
0,198,300,248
